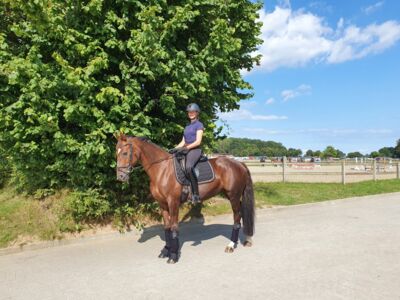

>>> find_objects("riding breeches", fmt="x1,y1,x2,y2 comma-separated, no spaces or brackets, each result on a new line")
185,148,202,174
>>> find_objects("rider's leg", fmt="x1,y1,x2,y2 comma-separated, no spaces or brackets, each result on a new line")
185,148,202,204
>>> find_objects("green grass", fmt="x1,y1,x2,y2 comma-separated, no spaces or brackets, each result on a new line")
201,179,400,215
0,187,65,248
1,179,400,248
254,179,400,206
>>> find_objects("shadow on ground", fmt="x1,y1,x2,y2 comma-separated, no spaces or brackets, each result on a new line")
137,204,243,252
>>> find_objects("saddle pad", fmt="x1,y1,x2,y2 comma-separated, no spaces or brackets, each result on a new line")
173,157,215,186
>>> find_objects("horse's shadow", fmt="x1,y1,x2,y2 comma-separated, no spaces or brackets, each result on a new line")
137,205,244,250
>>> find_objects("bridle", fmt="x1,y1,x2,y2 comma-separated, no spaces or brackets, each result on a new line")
117,143,137,176
117,141,174,175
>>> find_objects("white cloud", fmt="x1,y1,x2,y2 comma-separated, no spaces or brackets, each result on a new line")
327,21,400,63
309,1,333,14
281,84,312,101
239,100,257,107
219,109,287,121
252,6,400,72
278,0,291,9
362,1,384,15
266,97,275,105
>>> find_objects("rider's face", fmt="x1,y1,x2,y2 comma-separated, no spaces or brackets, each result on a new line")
188,111,198,120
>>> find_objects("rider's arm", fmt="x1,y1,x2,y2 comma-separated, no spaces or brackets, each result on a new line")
186,129,203,150
176,137,185,148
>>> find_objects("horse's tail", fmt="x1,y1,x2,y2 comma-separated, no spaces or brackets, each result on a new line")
241,163,255,237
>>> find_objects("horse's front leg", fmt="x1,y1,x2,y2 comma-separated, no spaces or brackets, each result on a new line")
159,203,172,259
167,198,180,264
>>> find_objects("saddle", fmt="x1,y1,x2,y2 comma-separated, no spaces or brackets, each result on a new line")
173,152,215,186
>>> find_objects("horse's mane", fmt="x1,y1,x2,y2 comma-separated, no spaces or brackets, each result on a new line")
134,136,166,151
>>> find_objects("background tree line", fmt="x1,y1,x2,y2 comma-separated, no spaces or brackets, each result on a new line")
214,138,400,159
214,137,300,157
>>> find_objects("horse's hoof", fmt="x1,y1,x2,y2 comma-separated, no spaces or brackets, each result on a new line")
158,247,170,258
158,252,169,258
225,246,234,253
167,258,177,264
167,253,178,264
243,241,253,247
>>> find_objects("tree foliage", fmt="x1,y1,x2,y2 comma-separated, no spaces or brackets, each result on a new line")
213,137,289,157
0,0,262,192
395,139,400,158
347,151,363,158
321,145,345,159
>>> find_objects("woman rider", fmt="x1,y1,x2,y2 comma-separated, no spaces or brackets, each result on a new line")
169,103,204,204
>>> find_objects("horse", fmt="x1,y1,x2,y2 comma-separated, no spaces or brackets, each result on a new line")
116,134,255,264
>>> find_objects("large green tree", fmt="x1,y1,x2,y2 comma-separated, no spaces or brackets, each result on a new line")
0,0,262,191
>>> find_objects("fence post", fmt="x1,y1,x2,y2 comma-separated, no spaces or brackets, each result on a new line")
282,156,286,183
373,159,377,181
397,162,399,179
341,160,346,185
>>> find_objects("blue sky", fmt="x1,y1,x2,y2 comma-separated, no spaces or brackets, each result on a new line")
219,0,400,154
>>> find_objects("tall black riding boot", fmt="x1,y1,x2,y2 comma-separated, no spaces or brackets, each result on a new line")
188,169,201,204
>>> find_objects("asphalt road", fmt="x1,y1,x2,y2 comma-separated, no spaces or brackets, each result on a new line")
1,193,400,300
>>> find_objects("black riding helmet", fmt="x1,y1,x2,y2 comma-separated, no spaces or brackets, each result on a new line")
186,103,200,112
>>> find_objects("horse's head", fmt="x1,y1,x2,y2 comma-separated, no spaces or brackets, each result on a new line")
115,133,140,182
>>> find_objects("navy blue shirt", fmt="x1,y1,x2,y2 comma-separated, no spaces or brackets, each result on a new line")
183,120,204,144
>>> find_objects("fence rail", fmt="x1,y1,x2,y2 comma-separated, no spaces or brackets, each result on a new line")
244,158,400,184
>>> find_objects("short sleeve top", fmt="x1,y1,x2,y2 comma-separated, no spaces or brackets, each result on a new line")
183,120,204,144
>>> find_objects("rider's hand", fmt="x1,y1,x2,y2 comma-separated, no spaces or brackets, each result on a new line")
168,148,178,154
169,147,187,154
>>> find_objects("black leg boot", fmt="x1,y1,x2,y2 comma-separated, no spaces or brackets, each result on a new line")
189,169,201,204
167,230,179,264
159,229,171,258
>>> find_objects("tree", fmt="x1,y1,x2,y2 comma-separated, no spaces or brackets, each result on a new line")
394,139,400,158
347,151,363,158
314,150,322,158
322,146,337,158
337,150,345,159
370,151,380,158
287,148,302,157
213,137,288,157
0,0,262,191
305,150,314,157
378,147,395,158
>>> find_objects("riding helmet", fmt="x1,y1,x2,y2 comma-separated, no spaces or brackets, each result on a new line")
186,103,200,112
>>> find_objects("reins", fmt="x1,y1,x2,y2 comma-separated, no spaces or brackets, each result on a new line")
143,155,174,172
117,140,174,174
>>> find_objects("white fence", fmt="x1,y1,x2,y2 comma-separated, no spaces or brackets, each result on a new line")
245,158,400,184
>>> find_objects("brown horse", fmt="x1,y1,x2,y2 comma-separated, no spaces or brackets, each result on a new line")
116,134,255,263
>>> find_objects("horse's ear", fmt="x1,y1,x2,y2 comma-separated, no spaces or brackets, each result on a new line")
113,131,119,140
115,131,127,141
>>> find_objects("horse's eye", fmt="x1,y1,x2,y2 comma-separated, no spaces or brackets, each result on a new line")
123,152,128,156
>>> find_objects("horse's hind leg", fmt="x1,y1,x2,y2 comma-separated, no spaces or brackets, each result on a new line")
225,195,241,253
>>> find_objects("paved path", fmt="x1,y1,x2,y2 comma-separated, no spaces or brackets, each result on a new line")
1,193,400,300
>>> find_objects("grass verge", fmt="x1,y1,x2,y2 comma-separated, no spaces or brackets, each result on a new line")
201,179,400,216
0,187,68,248
1,179,400,248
